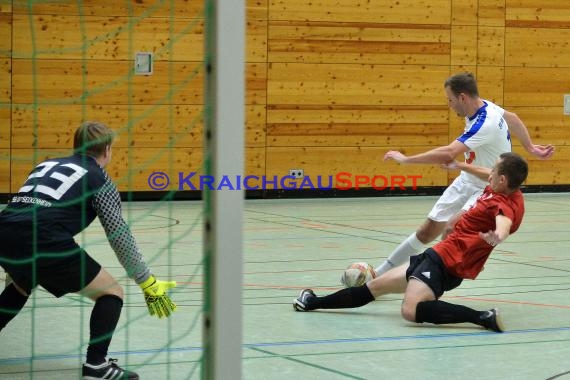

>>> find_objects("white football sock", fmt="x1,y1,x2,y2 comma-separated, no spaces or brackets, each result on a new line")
375,233,425,276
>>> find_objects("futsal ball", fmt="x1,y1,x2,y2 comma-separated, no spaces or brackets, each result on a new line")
341,262,377,287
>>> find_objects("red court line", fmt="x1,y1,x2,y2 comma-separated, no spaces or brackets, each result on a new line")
176,268,347,277
242,284,342,291
302,221,329,228
177,282,342,292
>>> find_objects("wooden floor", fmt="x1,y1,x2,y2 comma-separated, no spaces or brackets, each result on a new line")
1,193,569,379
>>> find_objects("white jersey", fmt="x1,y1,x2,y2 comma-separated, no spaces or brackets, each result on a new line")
456,100,511,187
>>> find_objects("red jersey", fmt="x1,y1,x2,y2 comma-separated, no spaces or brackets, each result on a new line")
433,186,525,279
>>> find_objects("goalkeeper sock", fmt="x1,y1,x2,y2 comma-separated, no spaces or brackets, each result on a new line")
86,295,123,365
311,285,374,310
0,283,29,331
415,300,482,325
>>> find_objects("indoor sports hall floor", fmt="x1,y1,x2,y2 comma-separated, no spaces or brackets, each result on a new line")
1,193,569,379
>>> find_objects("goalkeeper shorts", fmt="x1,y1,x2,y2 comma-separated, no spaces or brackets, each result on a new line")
0,237,101,298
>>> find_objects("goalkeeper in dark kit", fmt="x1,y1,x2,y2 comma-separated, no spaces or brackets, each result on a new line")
0,121,176,380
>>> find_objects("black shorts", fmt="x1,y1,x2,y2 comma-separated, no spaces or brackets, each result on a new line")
0,221,101,298
405,248,463,298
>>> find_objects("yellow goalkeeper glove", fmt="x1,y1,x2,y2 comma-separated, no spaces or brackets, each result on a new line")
139,275,177,318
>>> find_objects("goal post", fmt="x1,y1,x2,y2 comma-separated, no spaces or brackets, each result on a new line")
202,0,245,379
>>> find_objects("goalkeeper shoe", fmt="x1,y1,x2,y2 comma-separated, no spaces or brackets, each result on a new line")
82,358,139,379
293,289,316,311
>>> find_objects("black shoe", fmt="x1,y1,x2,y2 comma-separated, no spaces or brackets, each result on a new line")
293,289,316,311
480,308,505,333
82,358,139,379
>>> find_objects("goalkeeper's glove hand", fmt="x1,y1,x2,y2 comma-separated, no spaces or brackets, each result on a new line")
139,275,177,318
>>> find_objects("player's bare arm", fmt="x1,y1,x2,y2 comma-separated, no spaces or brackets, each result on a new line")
479,214,513,246
441,160,491,181
384,140,468,165
503,110,555,159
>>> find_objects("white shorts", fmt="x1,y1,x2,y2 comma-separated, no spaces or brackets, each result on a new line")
427,176,484,222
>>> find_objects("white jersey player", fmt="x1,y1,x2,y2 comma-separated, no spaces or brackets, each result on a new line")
427,99,511,226
342,73,554,283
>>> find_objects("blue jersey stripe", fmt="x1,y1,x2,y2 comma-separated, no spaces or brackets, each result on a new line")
457,103,488,144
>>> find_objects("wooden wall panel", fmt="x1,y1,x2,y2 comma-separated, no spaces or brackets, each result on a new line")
12,0,267,21
0,13,10,52
246,63,268,105
248,19,269,62
478,0,506,26
268,64,449,106
246,105,268,147
248,0,269,21
12,60,266,106
12,59,203,105
10,147,266,192
0,106,9,149
525,147,570,185
5,1,570,191
0,58,9,103
7,1,269,192
0,149,9,193
267,106,449,147
504,68,570,106
12,15,266,63
477,27,505,66
269,0,451,24
476,66,505,105
509,107,570,147
13,0,201,18
11,105,202,149
0,9,10,194
266,146,446,188
506,28,570,67
451,0,477,25
268,22,450,65
12,15,204,61
450,26,476,65
506,1,570,27
11,104,266,149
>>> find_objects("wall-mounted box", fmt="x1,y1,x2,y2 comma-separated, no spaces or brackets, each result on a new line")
135,52,153,75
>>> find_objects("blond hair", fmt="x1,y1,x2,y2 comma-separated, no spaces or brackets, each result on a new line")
73,121,115,157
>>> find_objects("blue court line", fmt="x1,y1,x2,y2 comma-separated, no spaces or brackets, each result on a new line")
0,346,202,365
243,325,570,348
2,326,570,365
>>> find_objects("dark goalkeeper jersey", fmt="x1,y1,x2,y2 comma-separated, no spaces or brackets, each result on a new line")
0,153,150,283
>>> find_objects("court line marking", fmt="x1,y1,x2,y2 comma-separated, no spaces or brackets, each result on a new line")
2,326,570,365
249,346,366,380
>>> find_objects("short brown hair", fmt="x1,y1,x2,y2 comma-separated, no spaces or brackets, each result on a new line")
498,152,528,189
444,72,479,97
73,121,115,157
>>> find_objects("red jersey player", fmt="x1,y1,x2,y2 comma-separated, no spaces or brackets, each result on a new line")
294,152,528,333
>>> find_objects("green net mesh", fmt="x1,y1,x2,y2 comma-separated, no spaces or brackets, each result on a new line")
1,1,209,378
